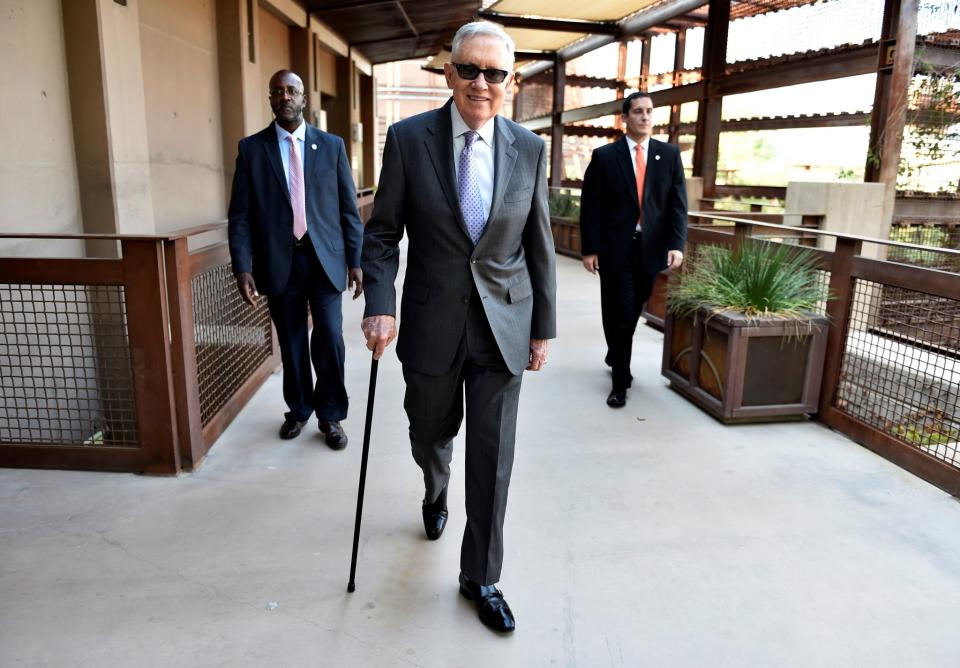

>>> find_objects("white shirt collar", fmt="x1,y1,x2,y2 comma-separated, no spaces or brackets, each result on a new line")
625,134,650,154
451,102,496,146
275,120,306,142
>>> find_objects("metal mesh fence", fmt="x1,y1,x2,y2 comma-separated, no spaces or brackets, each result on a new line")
835,278,959,469
192,262,273,426
0,284,139,446
898,71,960,195
888,223,960,271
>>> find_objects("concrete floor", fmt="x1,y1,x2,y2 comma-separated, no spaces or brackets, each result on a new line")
3,255,960,667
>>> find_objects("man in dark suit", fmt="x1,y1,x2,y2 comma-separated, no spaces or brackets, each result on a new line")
360,22,556,633
228,70,363,448
580,92,688,408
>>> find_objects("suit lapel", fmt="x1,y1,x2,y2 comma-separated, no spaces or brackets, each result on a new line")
615,136,640,211
262,124,289,197
304,125,320,184
486,116,517,230
423,100,470,238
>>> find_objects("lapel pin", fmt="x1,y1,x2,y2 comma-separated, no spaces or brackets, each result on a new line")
655,154,661,160
311,143,317,150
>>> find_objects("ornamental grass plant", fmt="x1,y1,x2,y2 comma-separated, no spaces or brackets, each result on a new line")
667,240,829,322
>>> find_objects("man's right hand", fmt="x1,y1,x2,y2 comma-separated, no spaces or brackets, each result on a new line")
236,272,259,307
581,254,599,275
361,315,397,360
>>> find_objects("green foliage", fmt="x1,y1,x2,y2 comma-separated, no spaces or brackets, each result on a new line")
667,240,829,321
548,190,580,221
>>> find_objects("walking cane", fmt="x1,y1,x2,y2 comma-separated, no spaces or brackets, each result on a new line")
347,352,379,593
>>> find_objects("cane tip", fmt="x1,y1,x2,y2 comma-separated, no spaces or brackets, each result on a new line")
347,582,356,593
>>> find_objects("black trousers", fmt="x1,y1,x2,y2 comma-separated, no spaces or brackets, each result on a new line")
401,291,522,585
267,244,348,423
600,235,656,391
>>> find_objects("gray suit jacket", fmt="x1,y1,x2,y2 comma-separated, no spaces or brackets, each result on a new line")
362,99,557,376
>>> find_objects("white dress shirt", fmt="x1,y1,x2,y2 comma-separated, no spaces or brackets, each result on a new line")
451,104,495,221
274,121,307,191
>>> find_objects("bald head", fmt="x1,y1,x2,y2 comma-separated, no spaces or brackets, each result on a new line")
268,70,306,131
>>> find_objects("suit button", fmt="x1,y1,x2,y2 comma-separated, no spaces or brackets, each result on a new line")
461,296,469,304
471,258,477,264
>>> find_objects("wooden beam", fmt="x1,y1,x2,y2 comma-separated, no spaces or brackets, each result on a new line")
693,0,729,197
515,50,557,63
479,10,619,35
718,43,880,95
669,29,686,144
639,36,651,92
550,60,566,187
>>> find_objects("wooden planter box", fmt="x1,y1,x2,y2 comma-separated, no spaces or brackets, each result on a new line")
550,216,581,258
662,308,829,423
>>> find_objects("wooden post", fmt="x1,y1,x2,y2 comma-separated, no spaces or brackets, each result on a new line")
669,29,686,145
817,237,862,417
639,36,652,92
865,0,902,182
693,0,730,198
122,239,181,474
164,237,204,470
550,59,566,187
876,0,918,231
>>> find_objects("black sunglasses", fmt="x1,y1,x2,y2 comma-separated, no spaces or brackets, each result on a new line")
452,63,510,84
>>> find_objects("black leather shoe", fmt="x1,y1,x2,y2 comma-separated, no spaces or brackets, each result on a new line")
606,389,627,408
459,573,515,633
279,419,308,439
319,421,348,450
422,485,448,540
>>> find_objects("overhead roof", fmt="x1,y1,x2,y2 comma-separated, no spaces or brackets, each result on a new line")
306,0,825,67
305,0,481,65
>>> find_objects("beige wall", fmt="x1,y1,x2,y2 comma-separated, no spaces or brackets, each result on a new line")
0,0,83,257
139,0,225,233
257,5,291,127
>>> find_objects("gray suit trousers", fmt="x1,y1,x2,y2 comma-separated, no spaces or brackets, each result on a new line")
401,291,522,586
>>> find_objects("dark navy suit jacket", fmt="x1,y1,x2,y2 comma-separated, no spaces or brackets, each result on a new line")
580,136,687,275
228,122,363,295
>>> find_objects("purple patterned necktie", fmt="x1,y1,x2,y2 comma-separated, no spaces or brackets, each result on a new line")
458,130,486,245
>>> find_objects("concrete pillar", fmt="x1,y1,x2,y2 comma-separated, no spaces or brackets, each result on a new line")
61,0,155,248
216,0,261,204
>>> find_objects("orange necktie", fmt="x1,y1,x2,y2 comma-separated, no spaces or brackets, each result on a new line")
635,143,646,228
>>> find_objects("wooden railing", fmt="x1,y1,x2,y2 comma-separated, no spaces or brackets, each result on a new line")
669,213,960,497
0,226,278,474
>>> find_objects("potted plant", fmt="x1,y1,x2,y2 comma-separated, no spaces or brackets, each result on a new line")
548,189,581,258
661,240,830,423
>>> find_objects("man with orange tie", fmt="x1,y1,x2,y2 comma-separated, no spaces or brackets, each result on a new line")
580,92,688,408
228,70,364,446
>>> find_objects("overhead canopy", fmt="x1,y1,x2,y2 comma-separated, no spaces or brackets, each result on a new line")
487,0,662,22
305,0,479,65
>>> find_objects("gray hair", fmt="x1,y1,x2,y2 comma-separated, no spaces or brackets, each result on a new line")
451,21,515,68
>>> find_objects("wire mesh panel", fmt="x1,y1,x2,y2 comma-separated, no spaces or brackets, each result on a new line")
0,284,139,446
834,279,960,469
192,262,273,426
888,223,960,272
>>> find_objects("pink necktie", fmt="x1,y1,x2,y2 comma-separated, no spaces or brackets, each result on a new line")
287,135,307,240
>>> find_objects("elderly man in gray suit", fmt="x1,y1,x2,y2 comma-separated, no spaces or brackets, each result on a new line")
360,21,557,633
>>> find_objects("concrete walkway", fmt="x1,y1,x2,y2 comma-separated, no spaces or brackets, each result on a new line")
3,255,960,667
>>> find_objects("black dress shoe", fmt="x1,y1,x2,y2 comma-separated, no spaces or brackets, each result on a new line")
319,421,348,450
459,573,515,633
606,389,627,408
422,485,448,540
279,418,308,439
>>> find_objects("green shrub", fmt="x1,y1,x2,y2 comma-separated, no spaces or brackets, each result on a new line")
667,240,829,321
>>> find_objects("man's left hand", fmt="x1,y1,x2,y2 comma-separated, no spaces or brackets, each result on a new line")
348,268,363,299
527,339,550,371
667,250,684,271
